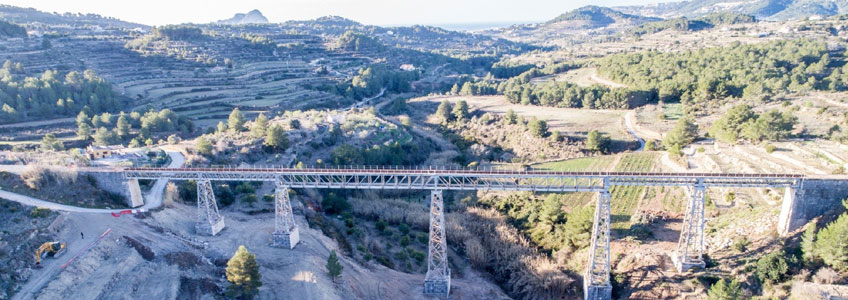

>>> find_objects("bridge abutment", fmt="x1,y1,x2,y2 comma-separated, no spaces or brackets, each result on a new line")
127,179,144,208
272,181,299,249
424,189,450,297
584,187,612,300
195,179,225,236
778,179,848,236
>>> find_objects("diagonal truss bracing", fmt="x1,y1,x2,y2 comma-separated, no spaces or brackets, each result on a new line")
124,167,803,190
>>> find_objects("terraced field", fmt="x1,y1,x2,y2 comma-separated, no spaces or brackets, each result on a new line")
0,32,359,129
532,152,686,229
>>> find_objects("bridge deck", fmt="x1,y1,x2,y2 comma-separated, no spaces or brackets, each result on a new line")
123,167,804,191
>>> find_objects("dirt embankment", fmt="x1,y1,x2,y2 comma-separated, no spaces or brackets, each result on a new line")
0,199,60,300
13,198,508,300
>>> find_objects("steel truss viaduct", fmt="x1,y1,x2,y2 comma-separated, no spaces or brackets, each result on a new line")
123,166,803,299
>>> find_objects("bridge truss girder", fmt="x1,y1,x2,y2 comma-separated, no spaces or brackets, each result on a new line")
124,169,801,192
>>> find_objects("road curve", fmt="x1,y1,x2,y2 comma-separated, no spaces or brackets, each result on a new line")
624,111,645,151
0,149,185,213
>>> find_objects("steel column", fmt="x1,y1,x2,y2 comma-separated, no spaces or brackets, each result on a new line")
424,189,450,297
675,180,706,272
584,182,612,300
195,179,225,236
272,179,299,249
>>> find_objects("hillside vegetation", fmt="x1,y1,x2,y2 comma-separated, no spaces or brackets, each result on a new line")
596,39,841,105
0,61,121,124
0,20,26,38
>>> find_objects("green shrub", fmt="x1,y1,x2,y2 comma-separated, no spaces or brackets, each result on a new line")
375,219,387,232
409,249,426,263
755,249,791,284
241,194,258,204
707,279,742,300
394,249,409,261
400,235,410,246
235,182,255,194
321,193,350,215
30,207,51,218
215,185,235,206
262,194,274,202
764,144,777,153
398,223,410,235
732,237,750,253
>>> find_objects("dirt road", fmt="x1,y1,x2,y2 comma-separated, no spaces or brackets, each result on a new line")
0,118,74,129
0,149,184,213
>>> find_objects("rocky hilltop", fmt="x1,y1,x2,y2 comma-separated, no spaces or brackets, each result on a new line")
216,9,269,25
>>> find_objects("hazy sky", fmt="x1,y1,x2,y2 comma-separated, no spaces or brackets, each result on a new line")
5,0,675,26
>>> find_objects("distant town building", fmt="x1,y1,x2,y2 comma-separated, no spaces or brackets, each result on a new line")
86,145,125,160
400,64,416,71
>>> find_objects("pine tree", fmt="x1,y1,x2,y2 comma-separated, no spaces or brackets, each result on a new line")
217,121,228,134
586,130,611,153
264,124,289,150
128,138,141,148
93,127,118,146
228,108,245,132
435,100,453,124
707,279,742,300
40,134,64,151
226,245,262,299
326,250,343,282
196,136,212,155
77,122,92,140
802,222,819,265
504,109,517,125
815,209,848,272
528,118,548,137
116,113,131,136
75,111,90,126
251,113,268,138
452,99,469,122
663,117,698,150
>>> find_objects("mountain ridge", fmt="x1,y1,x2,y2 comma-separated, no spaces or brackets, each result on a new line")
614,0,848,21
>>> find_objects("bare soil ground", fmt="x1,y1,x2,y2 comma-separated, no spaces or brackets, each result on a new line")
12,197,507,300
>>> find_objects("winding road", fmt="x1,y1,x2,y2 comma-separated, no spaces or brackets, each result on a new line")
624,111,646,151
0,149,185,213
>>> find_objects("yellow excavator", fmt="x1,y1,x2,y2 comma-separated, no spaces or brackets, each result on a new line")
34,241,66,266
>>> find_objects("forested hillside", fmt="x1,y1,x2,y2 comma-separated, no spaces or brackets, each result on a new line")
0,20,26,38
0,61,120,124
596,39,843,104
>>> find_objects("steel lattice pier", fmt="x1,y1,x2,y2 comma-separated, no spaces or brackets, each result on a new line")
124,167,803,299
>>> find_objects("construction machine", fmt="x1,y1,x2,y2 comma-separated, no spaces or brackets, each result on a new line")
34,241,66,266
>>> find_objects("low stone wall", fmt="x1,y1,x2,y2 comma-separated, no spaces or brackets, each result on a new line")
779,179,848,235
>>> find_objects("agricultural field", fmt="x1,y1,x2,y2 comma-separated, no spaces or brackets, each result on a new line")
410,95,637,141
